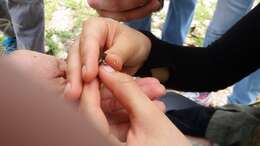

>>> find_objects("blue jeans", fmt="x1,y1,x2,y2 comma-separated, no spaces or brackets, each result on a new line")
204,0,258,104
127,0,197,45
0,0,45,52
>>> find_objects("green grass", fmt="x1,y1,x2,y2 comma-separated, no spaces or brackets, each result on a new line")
0,33,4,54
45,0,97,56
44,0,216,54
1,0,257,55
187,0,216,46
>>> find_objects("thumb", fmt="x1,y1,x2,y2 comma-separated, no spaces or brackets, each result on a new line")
104,41,134,72
99,64,157,118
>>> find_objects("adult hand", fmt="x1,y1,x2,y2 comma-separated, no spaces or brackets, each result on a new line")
80,64,192,146
4,50,166,115
100,77,166,113
87,0,163,21
66,17,152,100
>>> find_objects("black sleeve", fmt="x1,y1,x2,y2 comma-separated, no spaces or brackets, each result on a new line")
136,4,260,92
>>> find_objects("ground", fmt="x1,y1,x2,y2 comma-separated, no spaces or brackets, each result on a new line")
43,0,218,57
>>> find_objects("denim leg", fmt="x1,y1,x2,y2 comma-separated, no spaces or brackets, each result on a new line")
162,0,197,45
203,0,257,104
229,69,260,104
125,15,152,31
203,0,254,47
0,0,15,37
7,0,45,52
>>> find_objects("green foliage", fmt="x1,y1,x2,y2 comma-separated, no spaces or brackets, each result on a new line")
0,33,4,53
44,0,216,53
188,0,216,46
45,0,97,56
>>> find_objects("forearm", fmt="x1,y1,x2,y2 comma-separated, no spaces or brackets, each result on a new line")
137,4,260,92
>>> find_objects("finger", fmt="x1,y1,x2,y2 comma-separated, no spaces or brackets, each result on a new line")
80,34,100,82
103,32,140,71
101,77,164,99
102,98,165,114
139,81,166,100
97,0,161,21
101,78,166,112
65,39,82,100
103,25,151,73
80,79,109,133
104,53,124,71
105,100,165,125
152,100,166,113
99,64,158,118
79,19,108,82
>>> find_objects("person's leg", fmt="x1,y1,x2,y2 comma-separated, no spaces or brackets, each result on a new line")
0,0,17,54
125,15,152,31
0,0,14,37
161,0,197,45
203,0,258,105
229,69,260,104
7,0,45,52
204,0,254,47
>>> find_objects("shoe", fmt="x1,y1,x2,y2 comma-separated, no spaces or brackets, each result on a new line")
1,36,17,54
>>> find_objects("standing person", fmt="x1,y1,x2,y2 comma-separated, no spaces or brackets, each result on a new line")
0,0,45,54
127,0,197,45
204,0,259,104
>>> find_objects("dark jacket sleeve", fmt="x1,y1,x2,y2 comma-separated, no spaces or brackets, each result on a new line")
136,4,260,92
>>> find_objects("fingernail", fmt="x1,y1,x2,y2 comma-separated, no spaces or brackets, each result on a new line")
82,65,87,77
102,64,115,73
104,53,119,66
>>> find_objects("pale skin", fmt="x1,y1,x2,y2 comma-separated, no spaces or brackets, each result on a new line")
6,50,67,97
80,64,192,146
66,17,169,100
65,17,152,100
1,49,192,146
87,0,163,21
5,50,165,113
65,17,211,146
